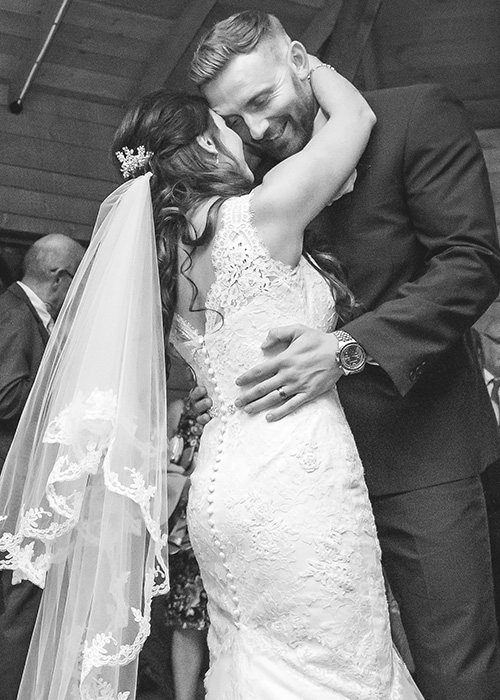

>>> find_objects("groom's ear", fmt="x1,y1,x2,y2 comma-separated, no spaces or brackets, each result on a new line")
288,41,309,81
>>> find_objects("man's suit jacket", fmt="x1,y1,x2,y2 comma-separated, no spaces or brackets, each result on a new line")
309,84,500,496
0,283,49,469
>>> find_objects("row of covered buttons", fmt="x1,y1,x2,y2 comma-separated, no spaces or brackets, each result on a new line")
198,335,242,628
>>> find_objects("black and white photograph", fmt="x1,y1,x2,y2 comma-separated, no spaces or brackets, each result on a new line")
0,2,499,699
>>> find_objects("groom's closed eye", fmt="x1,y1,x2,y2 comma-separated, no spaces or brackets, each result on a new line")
224,115,244,130
249,94,271,110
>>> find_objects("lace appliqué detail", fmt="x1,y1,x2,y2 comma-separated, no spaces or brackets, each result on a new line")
206,194,310,318
0,389,169,698
82,604,150,678
0,389,167,581
82,677,130,700
171,195,420,699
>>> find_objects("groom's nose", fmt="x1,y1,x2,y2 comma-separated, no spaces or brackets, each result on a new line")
245,115,269,141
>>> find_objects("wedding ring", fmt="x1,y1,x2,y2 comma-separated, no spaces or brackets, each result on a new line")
277,386,287,400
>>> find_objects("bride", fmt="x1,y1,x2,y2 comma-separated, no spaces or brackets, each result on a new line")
0,54,424,699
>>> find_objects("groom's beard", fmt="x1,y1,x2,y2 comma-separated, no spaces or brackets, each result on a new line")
248,79,316,162
238,84,316,165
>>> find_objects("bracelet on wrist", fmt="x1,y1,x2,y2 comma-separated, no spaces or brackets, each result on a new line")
307,63,336,81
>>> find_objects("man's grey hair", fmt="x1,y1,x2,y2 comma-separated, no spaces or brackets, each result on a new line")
189,11,290,87
22,234,84,283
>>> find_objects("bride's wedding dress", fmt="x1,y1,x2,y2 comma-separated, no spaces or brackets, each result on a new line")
172,194,424,700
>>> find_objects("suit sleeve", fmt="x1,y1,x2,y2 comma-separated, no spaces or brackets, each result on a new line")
0,307,38,420
343,84,500,395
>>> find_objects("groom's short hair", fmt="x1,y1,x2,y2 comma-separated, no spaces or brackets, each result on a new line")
189,10,290,87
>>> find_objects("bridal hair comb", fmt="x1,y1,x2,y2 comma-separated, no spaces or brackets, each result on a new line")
115,145,153,179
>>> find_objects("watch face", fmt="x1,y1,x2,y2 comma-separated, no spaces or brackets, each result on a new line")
339,343,366,371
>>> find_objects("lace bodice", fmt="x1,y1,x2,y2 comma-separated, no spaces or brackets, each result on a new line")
171,194,423,700
172,193,336,413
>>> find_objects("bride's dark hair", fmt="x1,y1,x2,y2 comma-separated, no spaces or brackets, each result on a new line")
112,91,252,372
112,90,356,373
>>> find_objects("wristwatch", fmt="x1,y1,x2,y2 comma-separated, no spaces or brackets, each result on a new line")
333,330,367,375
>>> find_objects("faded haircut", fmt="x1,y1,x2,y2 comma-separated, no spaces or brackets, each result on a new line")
189,11,290,87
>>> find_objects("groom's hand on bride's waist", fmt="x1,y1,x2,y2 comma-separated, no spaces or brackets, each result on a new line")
235,324,342,422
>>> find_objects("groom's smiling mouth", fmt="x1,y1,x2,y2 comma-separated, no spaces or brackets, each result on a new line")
263,121,287,143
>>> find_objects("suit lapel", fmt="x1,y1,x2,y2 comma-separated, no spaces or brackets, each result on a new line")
8,283,50,344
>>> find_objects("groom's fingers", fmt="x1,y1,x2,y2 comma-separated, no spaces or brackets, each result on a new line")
236,360,277,388
265,393,308,422
236,324,306,389
260,324,304,351
235,373,285,410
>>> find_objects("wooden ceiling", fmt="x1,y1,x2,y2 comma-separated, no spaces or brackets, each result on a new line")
0,0,498,258
2,0,499,126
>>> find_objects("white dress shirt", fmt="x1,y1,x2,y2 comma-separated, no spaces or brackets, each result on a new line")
17,281,54,333
484,367,500,424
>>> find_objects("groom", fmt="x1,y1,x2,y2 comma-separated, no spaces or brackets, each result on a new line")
190,11,500,700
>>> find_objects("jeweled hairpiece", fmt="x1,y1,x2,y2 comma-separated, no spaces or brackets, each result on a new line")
115,145,153,179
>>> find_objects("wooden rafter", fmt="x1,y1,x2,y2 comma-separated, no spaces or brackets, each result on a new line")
321,0,384,83
137,0,218,96
8,0,74,107
300,0,344,54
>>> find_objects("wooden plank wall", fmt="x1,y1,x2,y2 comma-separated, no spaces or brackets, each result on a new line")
373,0,500,130
0,0,161,279
0,0,156,250
0,0,498,282
0,87,121,240
0,85,122,280
0,80,123,276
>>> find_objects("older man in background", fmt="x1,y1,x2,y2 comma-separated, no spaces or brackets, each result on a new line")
0,233,85,470
0,233,85,700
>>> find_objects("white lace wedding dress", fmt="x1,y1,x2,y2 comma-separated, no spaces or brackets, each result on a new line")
172,194,424,700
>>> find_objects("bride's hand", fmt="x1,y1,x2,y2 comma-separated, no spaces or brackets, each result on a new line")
189,384,212,426
306,55,334,135
307,53,323,73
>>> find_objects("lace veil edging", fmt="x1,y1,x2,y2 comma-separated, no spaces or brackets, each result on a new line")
0,173,169,699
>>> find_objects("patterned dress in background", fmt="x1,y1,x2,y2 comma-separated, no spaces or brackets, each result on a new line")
163,401,209,632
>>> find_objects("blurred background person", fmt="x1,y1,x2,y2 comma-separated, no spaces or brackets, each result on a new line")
0,254,15,294
0,233,85,471
138,354,208,700
0,233,85,700
164,396,208,700
476,320,500,628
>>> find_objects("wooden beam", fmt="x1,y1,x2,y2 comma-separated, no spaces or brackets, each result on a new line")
8,0,74,107
321,0,384,82
0,82,8,106
137,0,218,96
300,0,344,54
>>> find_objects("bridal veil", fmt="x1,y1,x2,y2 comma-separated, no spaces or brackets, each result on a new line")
0,173,169,699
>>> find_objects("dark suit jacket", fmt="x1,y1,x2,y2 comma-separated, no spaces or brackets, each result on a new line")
309,84,500,496
0,283,49,469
